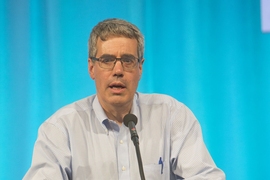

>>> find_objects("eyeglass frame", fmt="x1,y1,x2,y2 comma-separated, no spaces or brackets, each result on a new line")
89,55,142,70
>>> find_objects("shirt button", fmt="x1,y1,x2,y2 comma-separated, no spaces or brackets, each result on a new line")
120,140,123,144
122,166,126,171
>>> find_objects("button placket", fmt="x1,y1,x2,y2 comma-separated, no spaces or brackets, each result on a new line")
117,127,129,179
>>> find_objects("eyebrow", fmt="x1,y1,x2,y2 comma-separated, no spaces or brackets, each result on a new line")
100,53,136,58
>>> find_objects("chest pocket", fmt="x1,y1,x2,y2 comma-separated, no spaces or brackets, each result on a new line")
143,163,164,180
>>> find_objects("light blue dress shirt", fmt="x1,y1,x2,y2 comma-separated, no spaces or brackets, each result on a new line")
23,92,225,180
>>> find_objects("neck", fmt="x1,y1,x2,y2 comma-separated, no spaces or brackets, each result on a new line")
102,102,132,125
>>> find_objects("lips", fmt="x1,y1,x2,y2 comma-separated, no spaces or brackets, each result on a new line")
109,82,126,90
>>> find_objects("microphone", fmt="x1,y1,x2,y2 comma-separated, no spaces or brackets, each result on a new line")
123,113,139,145
123,114,145,180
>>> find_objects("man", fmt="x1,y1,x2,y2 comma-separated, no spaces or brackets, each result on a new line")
24,18,225,179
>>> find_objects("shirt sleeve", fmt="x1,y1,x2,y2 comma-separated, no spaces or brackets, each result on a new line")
23,122,72,180
170,104,226,179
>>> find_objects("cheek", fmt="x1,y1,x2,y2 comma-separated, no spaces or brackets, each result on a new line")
95,72,109,88
131,74,141,87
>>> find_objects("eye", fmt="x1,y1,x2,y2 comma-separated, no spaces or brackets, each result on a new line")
122,56,135,64
100,56,115,63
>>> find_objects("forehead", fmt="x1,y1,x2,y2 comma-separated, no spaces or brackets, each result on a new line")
96,37,138,56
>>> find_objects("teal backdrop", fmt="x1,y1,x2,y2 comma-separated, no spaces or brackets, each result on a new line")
0,0,270,179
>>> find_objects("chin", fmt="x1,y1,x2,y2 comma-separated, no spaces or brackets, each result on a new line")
109,96,131,106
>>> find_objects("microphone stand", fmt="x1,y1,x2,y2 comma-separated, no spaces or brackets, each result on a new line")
134,140,145,180
124,114,145,180
128,124,145,180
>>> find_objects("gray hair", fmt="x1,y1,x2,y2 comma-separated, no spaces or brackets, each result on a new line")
88,18,144,60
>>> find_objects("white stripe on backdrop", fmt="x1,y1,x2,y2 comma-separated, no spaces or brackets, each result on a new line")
261,0,270,32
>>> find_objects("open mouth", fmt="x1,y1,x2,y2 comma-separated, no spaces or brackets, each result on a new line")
109,85,125,89
109,82,126,90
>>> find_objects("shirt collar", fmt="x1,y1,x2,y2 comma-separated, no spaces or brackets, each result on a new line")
130,92,140,118
93,95,108,124
92,93,140,130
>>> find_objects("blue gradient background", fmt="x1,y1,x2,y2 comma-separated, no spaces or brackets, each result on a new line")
0,0,270,179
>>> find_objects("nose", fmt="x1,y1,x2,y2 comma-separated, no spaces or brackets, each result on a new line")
112,60,124,77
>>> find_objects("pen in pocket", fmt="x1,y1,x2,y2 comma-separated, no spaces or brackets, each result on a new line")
158,157,163,174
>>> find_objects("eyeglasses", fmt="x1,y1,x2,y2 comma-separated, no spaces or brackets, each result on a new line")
90,55,141,70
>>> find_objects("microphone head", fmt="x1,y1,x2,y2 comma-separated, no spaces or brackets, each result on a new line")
123,114,138,127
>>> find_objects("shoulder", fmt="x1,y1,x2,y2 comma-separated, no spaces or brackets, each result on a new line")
136,92,196,122
45,95,96,124
38,95,97,136
136,92,184,108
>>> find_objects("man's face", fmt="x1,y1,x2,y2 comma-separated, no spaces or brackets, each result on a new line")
88,37,143,109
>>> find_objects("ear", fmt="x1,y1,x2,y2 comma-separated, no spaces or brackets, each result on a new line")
88,58,95,80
